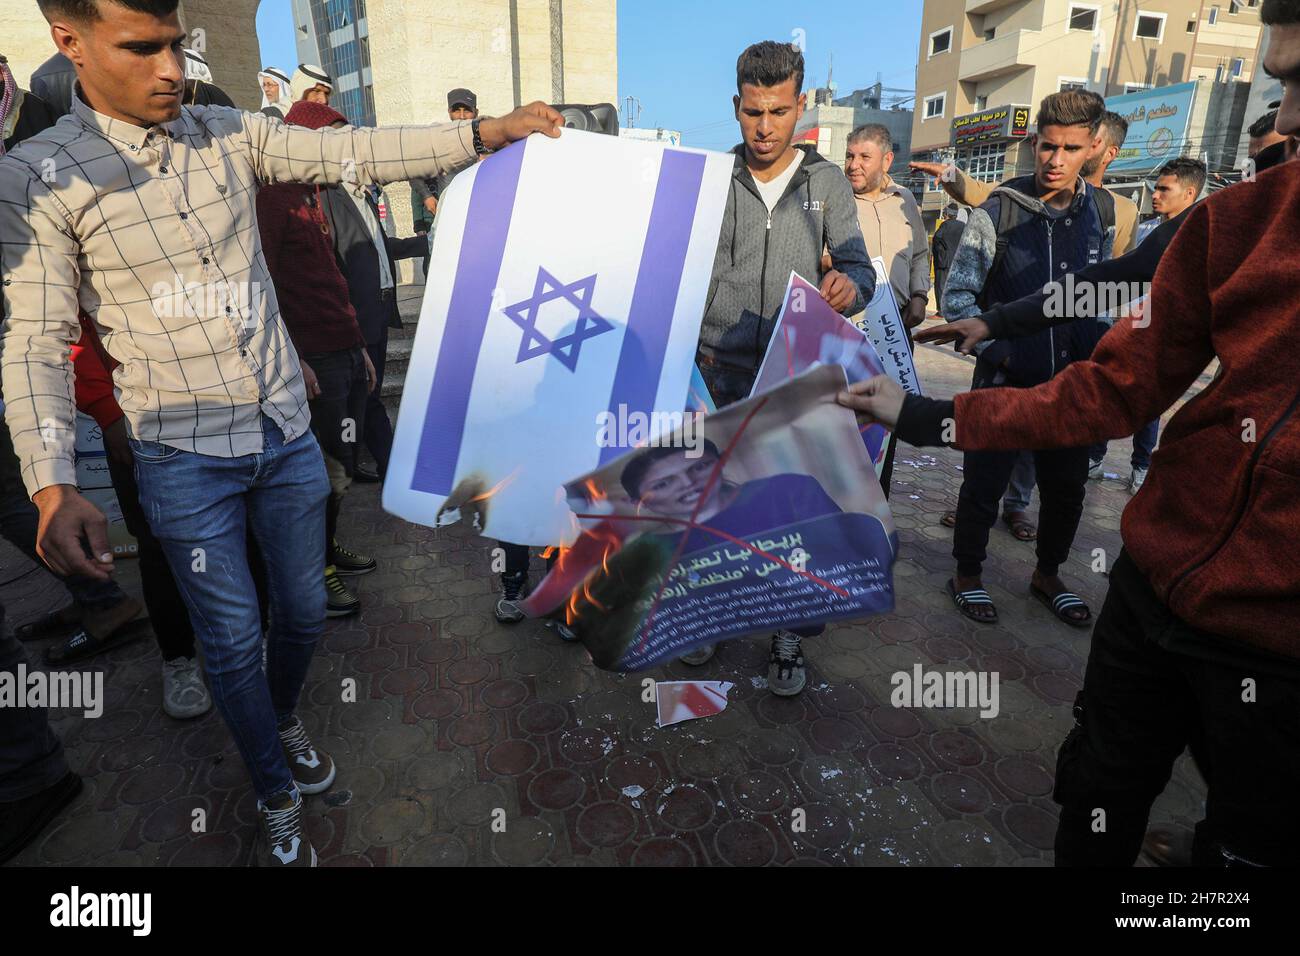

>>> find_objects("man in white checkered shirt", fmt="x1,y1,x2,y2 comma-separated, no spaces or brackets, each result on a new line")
0,0,562,867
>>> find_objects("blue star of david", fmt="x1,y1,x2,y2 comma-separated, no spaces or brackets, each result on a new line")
501,267,614,372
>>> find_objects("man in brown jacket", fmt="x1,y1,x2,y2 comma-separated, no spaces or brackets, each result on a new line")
839,123,930,496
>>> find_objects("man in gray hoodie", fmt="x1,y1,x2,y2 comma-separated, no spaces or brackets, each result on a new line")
696,41,875,407
686,40,875,695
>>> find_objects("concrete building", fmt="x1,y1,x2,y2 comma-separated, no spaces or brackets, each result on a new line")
341,0,617,248
793,84,915,177
910,0,1265,216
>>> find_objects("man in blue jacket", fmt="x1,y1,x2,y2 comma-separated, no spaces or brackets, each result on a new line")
940,90,1112,629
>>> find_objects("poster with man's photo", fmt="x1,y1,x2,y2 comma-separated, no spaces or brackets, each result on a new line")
521,365,898,671
752,271,894,476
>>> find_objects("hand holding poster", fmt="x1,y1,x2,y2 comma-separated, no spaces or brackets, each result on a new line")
521,365,898,672
383,129,733,545
857,255,923,396
752,271,893,475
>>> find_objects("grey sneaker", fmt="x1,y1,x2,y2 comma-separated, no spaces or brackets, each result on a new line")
277,716,336,795
1087,458,1105,480
161,656,211,719
495,571,528,624
1128,466,1148,494
768,631,806,697
256,788,316,867
679,645,715,665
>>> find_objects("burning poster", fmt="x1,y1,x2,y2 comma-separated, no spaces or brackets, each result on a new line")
521,365,898,672
752,271,893,476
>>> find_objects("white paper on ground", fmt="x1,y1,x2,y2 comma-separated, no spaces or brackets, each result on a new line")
655,680,736,727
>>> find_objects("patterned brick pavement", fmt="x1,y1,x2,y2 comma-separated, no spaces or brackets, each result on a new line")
0,304,1210,867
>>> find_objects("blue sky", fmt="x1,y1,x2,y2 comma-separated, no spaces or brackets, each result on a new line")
254,0,925,148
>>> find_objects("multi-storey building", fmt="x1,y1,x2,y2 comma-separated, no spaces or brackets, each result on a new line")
794,84,915,177
292,0,377,127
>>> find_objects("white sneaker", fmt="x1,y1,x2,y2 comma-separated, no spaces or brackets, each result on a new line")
768,632,806,696
1088,458,1105,480
1128,466,1148,494
162,656,212,719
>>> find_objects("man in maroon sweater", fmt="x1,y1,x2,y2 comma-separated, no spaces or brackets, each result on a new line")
840,0,1300,867
257,100,378,617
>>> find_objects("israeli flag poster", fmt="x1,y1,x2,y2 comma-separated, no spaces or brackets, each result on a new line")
384,129,734,546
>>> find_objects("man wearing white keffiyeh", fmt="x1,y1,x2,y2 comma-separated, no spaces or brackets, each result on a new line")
257,65,292,119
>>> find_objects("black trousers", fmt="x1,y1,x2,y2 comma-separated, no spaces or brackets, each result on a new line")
952,444,1088,578
500,542,556,578
304,347,368,563
364,332,394,478
0,600,69,802
105,448,196,660
1053,550,1300,866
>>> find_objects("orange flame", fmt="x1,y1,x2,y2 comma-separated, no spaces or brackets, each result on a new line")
467,469,520,504
560,525,621,626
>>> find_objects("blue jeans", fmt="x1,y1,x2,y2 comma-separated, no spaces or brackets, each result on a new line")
1002,451,1035,514
130,415,330,801
1090,419,1159,470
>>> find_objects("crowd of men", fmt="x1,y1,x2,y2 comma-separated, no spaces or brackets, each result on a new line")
0,0,1296,869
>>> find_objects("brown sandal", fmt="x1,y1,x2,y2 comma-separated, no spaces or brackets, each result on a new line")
1002,511,1037,541
940,511,957,528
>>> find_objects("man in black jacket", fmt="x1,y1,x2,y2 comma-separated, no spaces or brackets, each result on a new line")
930,205,964,305
915,207,1191,353
27,50,75,116
307,107,428,481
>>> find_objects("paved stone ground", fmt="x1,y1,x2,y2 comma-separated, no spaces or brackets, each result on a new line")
1,298,1212,867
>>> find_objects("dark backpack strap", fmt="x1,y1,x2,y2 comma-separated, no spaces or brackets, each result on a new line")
1093,185,1116,236
976,194,1015,311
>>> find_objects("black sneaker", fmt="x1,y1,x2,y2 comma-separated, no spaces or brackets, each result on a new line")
256,787,316,867
495,571,528,624
0,772,83,864
325,566,360,617
544,618,581,642
332,539,376,576
277,715,337,795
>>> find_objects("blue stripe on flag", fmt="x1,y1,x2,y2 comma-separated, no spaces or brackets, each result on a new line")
411,141,527,496
597,150,707,465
